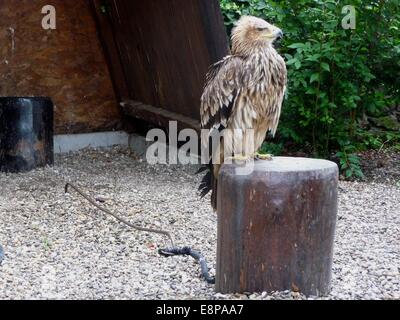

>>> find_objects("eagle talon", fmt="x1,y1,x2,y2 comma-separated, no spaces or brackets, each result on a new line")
255,153,273,161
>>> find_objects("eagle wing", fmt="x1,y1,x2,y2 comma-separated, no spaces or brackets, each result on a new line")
200,55,244,135
198,55,245,206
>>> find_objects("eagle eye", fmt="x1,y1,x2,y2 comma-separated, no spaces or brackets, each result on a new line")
257,27,268,31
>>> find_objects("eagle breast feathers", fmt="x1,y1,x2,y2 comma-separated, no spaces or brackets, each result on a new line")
200,51,287,149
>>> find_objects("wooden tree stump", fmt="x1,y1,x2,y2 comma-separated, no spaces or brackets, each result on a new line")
216,157,338,296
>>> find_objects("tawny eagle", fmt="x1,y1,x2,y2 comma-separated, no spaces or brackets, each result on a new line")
199,16,287,210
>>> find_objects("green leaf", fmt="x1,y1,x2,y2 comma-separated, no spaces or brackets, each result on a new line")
305,87,317,95
305,54,321,62
321,63,330,72
288,43,305,49
354,169,365,179
310,73,320,83
284,54,293,60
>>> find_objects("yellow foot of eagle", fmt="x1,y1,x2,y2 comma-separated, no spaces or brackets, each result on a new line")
254,152,273,160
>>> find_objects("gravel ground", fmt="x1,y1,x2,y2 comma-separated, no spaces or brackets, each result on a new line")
0,146,399,300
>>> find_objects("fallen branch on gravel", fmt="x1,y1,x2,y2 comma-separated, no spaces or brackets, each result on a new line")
64,183,215,284
65,182,175,246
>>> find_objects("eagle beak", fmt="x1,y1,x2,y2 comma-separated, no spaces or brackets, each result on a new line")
275,29,284,40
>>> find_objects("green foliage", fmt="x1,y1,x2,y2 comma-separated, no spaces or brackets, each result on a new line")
355,128,400,151
220,0,400,179
336,146,364,180
259,141,284,156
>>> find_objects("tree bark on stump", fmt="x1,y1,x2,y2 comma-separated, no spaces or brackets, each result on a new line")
216,157,338,296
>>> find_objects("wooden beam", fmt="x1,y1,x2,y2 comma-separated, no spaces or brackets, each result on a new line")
90,0,129,101
121,100,201,132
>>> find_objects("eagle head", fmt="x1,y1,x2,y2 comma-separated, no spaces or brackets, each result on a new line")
231,16,283,55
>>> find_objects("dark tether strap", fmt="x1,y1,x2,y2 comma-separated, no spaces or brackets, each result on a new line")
159,247,215,284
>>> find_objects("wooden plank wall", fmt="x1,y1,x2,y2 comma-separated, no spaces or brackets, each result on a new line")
0,0,121,134
93,0,229,123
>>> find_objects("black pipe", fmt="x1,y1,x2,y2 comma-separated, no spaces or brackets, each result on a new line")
0,97,54,173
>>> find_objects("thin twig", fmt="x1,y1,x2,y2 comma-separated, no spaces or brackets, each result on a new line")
65,183,175,247
378,139,391,153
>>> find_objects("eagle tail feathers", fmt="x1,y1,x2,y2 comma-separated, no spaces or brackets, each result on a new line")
198,166,212,198
197,165,218,211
